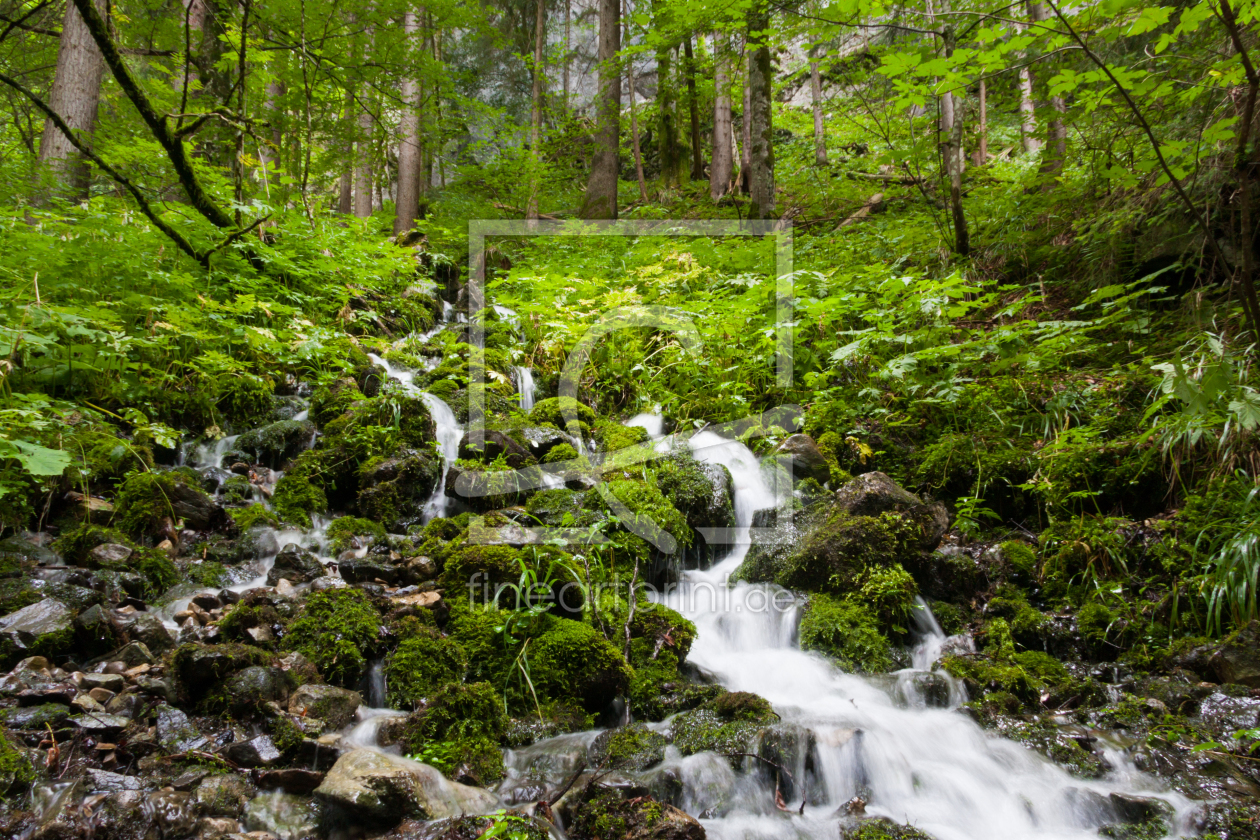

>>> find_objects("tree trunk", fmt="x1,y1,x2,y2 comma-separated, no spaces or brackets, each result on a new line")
711,31,733,200
394,10,423,235
578,0,620,218
740,41,751,194
354,103,374,217
175,0,206,94
940,27,969,255
809,45,827,166
38,0,107,199
526,0,547,226
746,2,774,219
655,23,681,188
1027,2,1064,186
1016,11,1040,155
972,78,987,165
684,36,705,180
563,0,571,110
626,2,647,201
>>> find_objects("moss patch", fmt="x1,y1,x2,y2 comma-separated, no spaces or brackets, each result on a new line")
282,588,381,686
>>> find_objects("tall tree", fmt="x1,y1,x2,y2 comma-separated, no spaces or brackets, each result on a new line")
972,78,988,165
1016,10,1040,154
395,9,423,235
578,0,620,218
354,103,374,217
684,36,705,181
526,0,546,226
37,0,106,198
809,44,826,166
940,25,969,255
626,0,648,201
655,11,682,188
745,1,774,219
710,31,734,199
1028,1,1066,186
740,42,751,193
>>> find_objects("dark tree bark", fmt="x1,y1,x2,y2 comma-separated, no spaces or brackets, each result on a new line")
655,21,682,188
526,0,546,226
745,2,774,219
684,36,704,180
578,0,620,218
740,40,751,193
626,0,647,201
38,0,106,199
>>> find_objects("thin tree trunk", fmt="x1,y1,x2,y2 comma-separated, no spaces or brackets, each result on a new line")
38,0,106,199
684,36,705,180
175,0,206,94
809,45,827,166
711,31,733,200
973,78,988,165
563,0,571,110
394,9,422,235
526,0,546,226
579,0,620,218
1027,1,1064,184
655,16,681,188
1016,12,1040,155
740,41,751,194
354,104,374,217
435,28,446,189
746,1,774,219
940,27,969,255
625,2,647,201
232,0,251,223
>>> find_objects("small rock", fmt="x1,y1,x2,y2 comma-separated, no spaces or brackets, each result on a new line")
226,666,291,709
16,683,76,706
71,693,105,713
89,544,133,565
267,545,324,586
225,734,282,767
1210,620,1260,688
244,791,322,840
313,748,497,824
88,687,115,704
69,713,130,735
157,704,209,752
86,769,150,792
195,773,257,817
256,769,325,795
81,672,126,693
0,598,73,653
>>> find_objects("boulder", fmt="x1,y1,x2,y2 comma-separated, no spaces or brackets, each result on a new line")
459,430,532,468
339,556,401,585
313,749,499,825
85,769,151,792
194,773,257,818
775,434,831,485
157,704,208,752
237,419,316,470
1210,621,1260,687
169,480,228,531
0,599,73,659
356,450,441,532
111,610,174,653
225,666,291,709
587,723,668,772
569,785,705,840
88,544,133,565
267,544,326,586
288,684,362,730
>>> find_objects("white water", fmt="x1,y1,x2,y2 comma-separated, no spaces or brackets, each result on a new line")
366,352,463,522
646,428,1195,840
514,366,536,411
626,411,666,439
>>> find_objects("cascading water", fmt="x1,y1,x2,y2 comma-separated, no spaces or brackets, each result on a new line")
514,366,536,411
365,352,463,522
634,427,1197,840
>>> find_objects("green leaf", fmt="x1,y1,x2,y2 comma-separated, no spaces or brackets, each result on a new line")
0,439,71,476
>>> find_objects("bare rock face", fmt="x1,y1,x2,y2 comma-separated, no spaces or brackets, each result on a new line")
1210,620,1260,687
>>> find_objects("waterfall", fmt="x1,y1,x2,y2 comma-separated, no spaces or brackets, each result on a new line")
366,352,463,522
514,366,536,411
642,428,1194,840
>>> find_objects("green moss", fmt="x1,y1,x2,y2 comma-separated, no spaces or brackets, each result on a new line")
840,817,936,840
327,516,387,554
283,588,382,686
216,374,275,428
271,454,328,528
407,681,506,745
590,723,667,770
129,548,180,599
221,475,254,505
1001,540,1038,577
600,479,692,551
529,397,596,432
1078,602,1116,644
798,593,895,673
1005,719,1107,778
230,503,281,531
67,428,152,487
237,419,314,468
856,563,918,633
52,524,133,565
385,631,467,709
593,420,649,453
0,734,35,799
442,544,521,591
531,618,633,712
671,691,777,756
309,379,364,427
930,601,966,635
629,605,696,660
541,443,579,464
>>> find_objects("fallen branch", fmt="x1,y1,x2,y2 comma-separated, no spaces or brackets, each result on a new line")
837,193,885,230
845,171,920,185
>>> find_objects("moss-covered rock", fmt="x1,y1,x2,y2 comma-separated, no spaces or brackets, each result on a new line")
356,450,441,531
588,723,668,771
309,378,364,428
384,630,467,709
570,785,704,840
171,642,270,702
530,397,596,434
326,516,387,554
798,594,895,673
236,419,315,469
114,469,226,536
840,817,937,840
670,691,777,757
0,733,35,799
283,588,382,687
398,681,508,784
531,618,633,712
271,452,329,528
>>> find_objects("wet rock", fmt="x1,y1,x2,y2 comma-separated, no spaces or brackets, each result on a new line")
313,748,497,825
169,480,229,531
88,543,133,565
338,556,401,585
0,534,56,566
195,816,240,840
157,704,209,752
225,734,282,767
775,434,831,485
0,598,73,658
225,666,291,709
257,769,325,795
85,768,151,792
16,683,76,706
81,672,126,693
459,430,533,468
288,684,361,730
521,425,573,459
69,712,129,735
1108,793,1174,824
173,643,266,694
111,609,175,653
839,816,935,839
244,791,324,840
237,419,317,470
357,451,442,531
73,605,121,655
1210,620,1260,687
110,641,155,667
1198,691,1260,736
588,723,668,771
6,702,71,730
267,544,325,586
569,784,705,840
